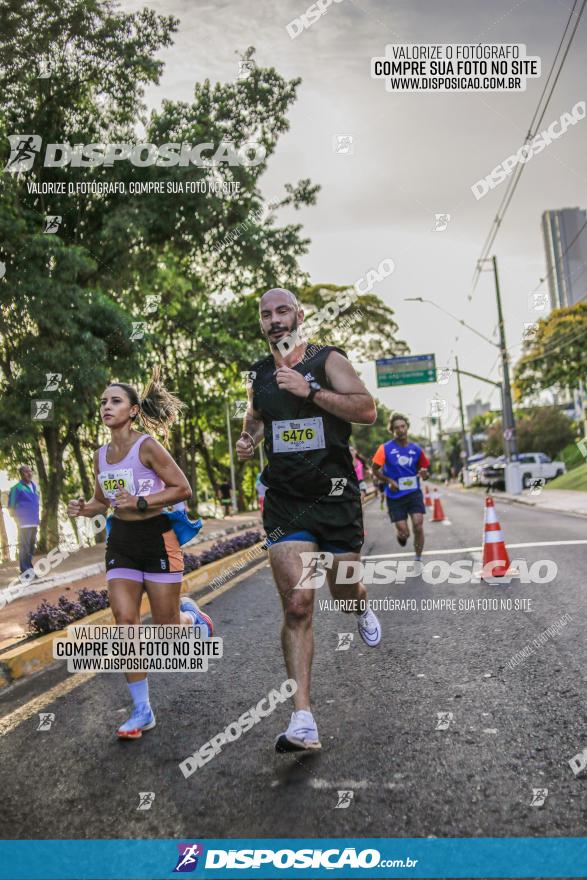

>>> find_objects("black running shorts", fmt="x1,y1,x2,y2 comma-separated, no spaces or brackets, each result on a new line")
262,489,364,553
106,515,184,583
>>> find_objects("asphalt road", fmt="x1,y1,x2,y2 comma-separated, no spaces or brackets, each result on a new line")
2,488,587,841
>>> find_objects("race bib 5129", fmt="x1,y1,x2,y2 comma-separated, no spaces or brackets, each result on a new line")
98,468,136,499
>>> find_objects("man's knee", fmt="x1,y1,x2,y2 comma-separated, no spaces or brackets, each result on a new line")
283,598,313,628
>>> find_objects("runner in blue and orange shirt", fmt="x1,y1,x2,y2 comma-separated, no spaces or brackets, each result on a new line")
372,412,430,561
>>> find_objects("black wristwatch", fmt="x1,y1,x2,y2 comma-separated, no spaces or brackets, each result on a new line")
136,496,148,512
307,380,322,402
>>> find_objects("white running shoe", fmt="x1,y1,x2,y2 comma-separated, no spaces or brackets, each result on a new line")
180,596,214,638
275,709,321,752
357,607,381,647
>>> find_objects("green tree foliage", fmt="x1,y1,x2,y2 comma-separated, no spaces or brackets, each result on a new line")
295,284,407,363
350,402,395,467
516,407,576,460
0,1,409,550
514,303,587,400
474,407,576,461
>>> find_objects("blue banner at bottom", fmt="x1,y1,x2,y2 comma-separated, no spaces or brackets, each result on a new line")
1,838,587,879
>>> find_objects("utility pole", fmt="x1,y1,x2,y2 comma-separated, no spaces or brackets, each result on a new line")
474,256,521,493
436,413,447,478
491,255,518,463
225,401,238,513
455,356,471,484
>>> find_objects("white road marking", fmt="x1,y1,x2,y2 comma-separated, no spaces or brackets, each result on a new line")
272,779,369,789
272,779,405,790
309,779,369,789
0,674,94,736
363,539,587,560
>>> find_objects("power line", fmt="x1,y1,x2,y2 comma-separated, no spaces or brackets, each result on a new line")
470,0,587,297
526,0,581,134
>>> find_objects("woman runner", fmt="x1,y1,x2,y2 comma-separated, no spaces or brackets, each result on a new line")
67,369,213,739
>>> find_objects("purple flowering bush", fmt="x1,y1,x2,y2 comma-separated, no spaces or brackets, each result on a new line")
27,600,72,635
183,530,263,573
28,588,110,636
26,532,262,636
77,588,110,614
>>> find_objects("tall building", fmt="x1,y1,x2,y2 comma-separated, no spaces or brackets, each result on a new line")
542,208,587,309
466,399,490,424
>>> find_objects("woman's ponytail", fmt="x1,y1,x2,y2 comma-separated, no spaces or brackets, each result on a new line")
108,368,184,443
138,366,185,442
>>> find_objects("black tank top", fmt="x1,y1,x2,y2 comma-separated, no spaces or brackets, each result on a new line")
251,344,360,502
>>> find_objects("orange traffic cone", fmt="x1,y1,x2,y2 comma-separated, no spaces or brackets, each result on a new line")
481,496,511,578
430,488,446,522
424,485,432,508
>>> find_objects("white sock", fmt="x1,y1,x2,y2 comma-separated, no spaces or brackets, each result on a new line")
128,677,150,709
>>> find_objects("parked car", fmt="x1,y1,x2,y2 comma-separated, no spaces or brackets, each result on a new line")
480,455,505,488
466,453,497,485
481,452,566,490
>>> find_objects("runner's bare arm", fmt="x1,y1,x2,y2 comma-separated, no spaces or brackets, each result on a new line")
417,451,430,480
237,382,264,459
372,463,398,492
274,350,376,424
67,450,110,517
112,437,192,510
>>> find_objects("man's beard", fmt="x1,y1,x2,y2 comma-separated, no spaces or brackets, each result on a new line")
266,315,303,350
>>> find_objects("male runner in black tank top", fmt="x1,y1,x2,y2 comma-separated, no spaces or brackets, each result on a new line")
236,287,382,752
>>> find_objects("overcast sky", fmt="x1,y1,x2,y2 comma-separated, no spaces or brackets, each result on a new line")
120,0,587,435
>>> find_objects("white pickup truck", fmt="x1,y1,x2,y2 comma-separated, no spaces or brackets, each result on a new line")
482,452,566,489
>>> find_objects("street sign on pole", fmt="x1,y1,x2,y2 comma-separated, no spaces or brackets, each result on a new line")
376,354,436,387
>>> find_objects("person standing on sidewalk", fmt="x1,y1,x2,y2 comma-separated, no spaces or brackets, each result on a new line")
67,368,213,740
8,466,40,575
218,481,232,517
236,287,382,753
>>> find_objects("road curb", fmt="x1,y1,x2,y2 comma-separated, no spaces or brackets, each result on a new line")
445,484,587,520
495,495,587,520
0,540,266,691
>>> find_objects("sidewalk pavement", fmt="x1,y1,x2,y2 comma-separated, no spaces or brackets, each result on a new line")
448,482,587,517
0,511,262,651
502,487,587,517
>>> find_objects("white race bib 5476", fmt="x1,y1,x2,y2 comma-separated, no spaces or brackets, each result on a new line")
398,475,418,491
272,417,326,453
